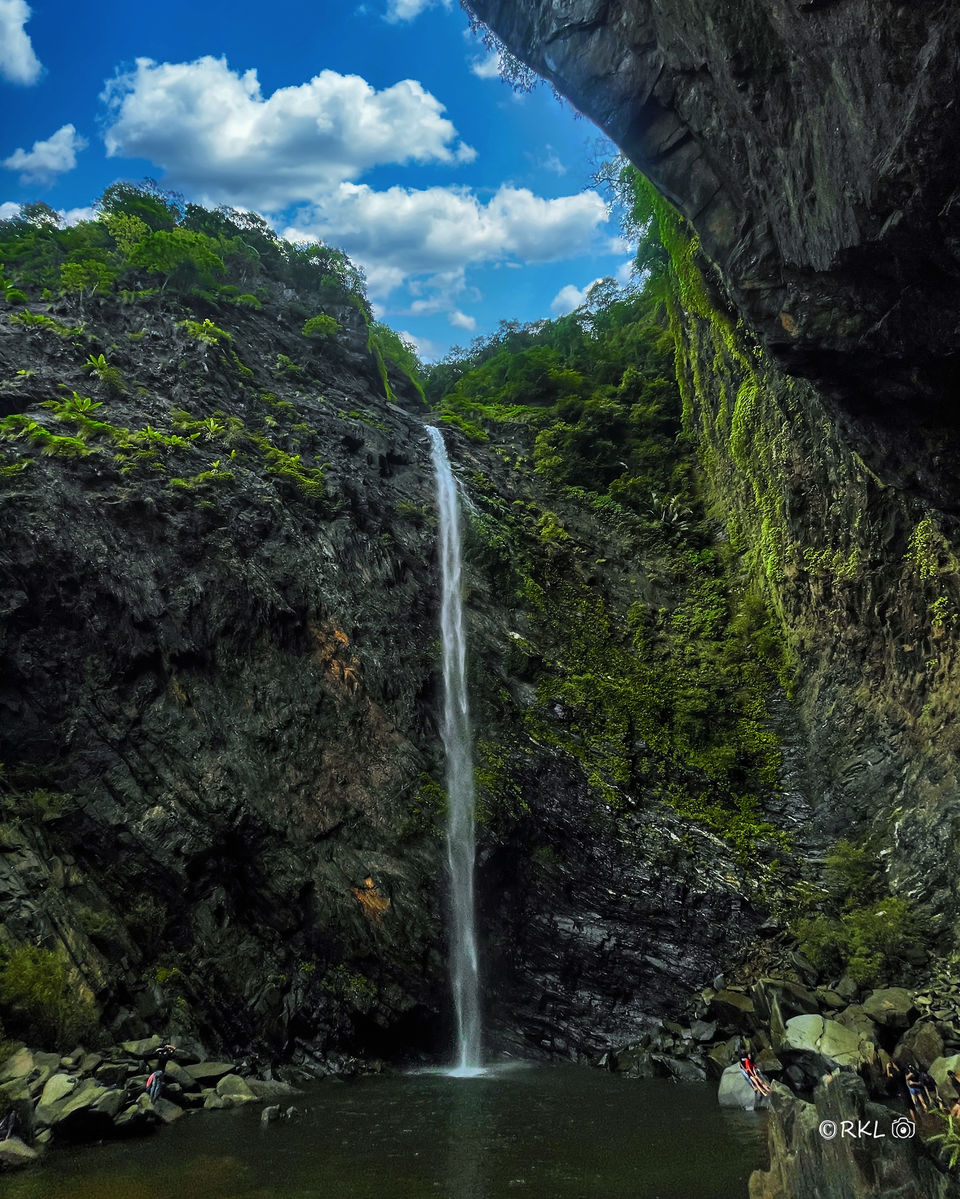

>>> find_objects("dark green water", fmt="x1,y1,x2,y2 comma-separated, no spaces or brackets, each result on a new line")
6,1065,767,1199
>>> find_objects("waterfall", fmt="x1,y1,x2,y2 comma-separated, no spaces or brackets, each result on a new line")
427,425,482,1074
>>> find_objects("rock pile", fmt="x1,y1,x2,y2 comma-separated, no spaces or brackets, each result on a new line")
601,974,958,1107
0,1035,301,1171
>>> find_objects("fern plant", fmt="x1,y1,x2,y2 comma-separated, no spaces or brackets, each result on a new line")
929,1111,960,1170
82,352,125,392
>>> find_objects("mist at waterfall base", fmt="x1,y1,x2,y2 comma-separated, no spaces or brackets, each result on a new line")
428,426,483,1076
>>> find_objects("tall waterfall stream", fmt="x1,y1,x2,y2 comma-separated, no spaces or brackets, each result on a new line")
427,426,482,1073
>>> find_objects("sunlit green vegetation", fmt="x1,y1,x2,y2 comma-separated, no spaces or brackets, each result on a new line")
427,268,790,859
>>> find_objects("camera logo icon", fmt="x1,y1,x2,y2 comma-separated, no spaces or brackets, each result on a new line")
890,1117,916,1140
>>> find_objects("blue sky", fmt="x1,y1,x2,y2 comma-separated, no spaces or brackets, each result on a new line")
0,0,634,360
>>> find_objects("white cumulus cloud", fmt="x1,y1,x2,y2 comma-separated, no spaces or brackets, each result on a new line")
100,55,475,211
550,278,602,316
0,0,42,85
285,182,608,299
62,205,96,226
2,124,87,183
395,329,441,362
0,200,20,219
384,0,450,21
615,258,636,285
470,53,502,80
448,310,477,331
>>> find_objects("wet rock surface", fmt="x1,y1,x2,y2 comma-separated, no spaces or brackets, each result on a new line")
749,1075,960,1199
0,1039,303,1163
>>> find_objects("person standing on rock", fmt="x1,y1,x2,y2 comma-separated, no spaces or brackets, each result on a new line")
146,1044,177,1103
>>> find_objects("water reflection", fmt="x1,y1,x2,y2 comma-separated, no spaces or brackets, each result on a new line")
445,1072,486,1199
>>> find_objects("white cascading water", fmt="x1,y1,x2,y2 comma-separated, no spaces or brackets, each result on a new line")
427,425,482,1074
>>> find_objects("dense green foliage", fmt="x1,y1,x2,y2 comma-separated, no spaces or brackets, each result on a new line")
427,276,789,859
0,182,427,406
790,839,931,984
0,942,98,1050
0,182,371,317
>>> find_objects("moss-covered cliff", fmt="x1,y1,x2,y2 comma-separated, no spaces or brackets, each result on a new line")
467,0,960,947
0,200,798,1067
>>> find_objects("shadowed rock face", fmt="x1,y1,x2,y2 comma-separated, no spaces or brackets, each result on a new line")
468,0,960,419
467,0,960,936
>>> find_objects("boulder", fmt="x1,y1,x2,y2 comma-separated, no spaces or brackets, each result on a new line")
53,1079,108,1123
710,990,757,1028
834,975,859,1002
35,1073,77,1124
186,1061,236,1084
861,988,916,1030
833,1004,877,1041
94,1063,128,1087
0,1082,34,1140
80,1053,102,1076
92,1089,123,1121
718,1063,764,1110
690,1019,717,1042
781,1015,873,1069
164,1061,199,1092
246,1079,302,1101
114,1094,154,1130
752,979,819,1024
215,1074,258,1104
0,1049,33,1084
120,1036,162,1058
929,1053,960,1105
755,1049,783,1074
612,1045,654,1078
0,1136,38,1168
894,1020,944,1068
153,1098,184,1124
655,1055,707,1083
706,1037,741,1079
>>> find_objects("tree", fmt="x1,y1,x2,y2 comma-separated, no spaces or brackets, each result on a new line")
60,259,116,312
96,180,182,232
19,202,62,229
128,228,225,291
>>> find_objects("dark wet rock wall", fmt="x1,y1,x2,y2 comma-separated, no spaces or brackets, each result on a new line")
467,0,960,934
467,0,960,434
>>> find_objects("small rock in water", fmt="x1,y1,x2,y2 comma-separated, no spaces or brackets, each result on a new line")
261,1104,281,1124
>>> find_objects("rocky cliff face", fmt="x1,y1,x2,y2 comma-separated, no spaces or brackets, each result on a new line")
0,278,768,1065
467,0,960,449
749,1076,960,1199
0,290,448,1061
468,0,960,928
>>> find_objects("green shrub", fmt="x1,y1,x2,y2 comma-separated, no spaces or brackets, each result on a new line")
302,314,339,338
929,1111,960,1170
0,943,98,1049
795,896,929,985
9,310,81,338
179,317,230,345
83,353,125,393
